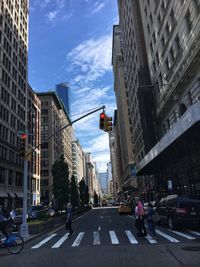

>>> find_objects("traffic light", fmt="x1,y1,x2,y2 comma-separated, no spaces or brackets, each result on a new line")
99,112,106,131
105,116,112,132
20,133,27,158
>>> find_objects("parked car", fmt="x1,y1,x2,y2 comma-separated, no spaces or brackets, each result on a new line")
155,194,200,229
27,205,46,220
118,202,132,215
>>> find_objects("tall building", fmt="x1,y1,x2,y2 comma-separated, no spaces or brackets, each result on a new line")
98,172,108,195
27,84,41,205
112,24,137,192
136,0,200,196
55,82,71,117
117,0,156,167
0,0,29,208
37,92,73,205
72,140,85,183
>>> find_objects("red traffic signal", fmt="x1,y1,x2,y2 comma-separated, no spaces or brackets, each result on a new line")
99,112,106,130
20,133,27,158
21,133,27,139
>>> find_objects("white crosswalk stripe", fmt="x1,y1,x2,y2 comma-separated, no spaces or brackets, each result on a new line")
30,228,200,249
72,232,85,247
125,230,138,244
93,231,100,245
31,234,57,249
155,229,180,243
109,230,119,244
188,231,200,237
168,230,196,240
52,233,69,248
145,234,157,244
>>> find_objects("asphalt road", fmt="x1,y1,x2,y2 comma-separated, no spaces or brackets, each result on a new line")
0,207,200,267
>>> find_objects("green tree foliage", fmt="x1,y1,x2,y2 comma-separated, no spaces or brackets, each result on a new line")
70,175,80,209
94,190,99,206
52,155,69,210
79,178,86,206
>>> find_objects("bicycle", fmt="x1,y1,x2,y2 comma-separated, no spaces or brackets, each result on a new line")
0,224,24,254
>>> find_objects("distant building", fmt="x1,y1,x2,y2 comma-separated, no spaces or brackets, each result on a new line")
37,92,73,205
98,172,108,195
72,140,85,183
55,83,71,117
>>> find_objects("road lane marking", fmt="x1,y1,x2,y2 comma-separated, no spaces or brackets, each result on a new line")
31,234,57,249
52,233,69,248
72,232,85,247
156,229,179,243
168,230,196,240
125,230,138,244
98,226,101,231
145,234,157,244
109,231,119,244
93,231,100,245
188,231,200,237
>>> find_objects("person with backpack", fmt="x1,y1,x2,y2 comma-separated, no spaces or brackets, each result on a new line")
147,203,156,238
0,206,11,237
135,201,147,237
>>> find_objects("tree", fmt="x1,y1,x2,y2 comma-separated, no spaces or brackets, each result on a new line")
70,175,80,209
52,155,69,210
93,190,99,206
79,178,86,206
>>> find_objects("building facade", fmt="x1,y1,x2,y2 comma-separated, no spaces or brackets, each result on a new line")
0,0,29,208
112,24,138,192
37,92,73,205
27,84,41,205
72,140,85,183
137,0,200,196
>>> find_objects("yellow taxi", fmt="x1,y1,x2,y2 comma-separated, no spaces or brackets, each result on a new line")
118,202,132,215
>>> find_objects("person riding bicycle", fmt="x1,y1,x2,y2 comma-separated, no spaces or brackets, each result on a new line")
0,206,11,237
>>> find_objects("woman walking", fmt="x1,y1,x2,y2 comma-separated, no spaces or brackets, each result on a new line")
135,201,147,237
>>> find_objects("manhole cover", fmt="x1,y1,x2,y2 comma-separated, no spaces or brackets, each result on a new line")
182,246,200,251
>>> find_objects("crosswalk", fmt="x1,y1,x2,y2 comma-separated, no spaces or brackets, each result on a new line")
30,228,200,249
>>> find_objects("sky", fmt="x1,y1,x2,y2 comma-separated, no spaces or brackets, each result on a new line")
28,0,119,172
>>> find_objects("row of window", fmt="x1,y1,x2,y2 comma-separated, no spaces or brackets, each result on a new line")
0,167,23,186
0,145,23,166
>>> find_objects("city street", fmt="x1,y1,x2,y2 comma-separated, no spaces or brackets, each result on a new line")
0,207,200,267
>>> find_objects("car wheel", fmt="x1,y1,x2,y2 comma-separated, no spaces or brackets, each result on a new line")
168,217,176,230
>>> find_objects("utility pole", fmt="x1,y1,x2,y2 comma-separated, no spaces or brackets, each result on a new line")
19,105,106,238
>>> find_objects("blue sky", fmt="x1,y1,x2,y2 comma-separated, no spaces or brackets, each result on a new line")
28,0,118,172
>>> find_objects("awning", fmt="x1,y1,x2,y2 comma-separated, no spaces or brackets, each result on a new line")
0,192,8,197
136,101,200,175
7,192,15,198
15,192,24,198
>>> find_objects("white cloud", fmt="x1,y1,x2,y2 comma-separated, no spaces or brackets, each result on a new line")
90,2,106,14
67,34,112,84
46,11,59,22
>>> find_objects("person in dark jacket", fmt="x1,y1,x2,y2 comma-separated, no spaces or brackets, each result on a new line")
147,203,156,237
65,203,73,237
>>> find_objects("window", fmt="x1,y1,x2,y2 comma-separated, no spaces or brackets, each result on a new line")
165,58,170,71
0,167,5,184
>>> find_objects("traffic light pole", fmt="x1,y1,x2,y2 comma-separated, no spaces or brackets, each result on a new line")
19,105,106,238
20,158,29,237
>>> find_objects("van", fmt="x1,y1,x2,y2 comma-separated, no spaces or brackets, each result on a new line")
156,194,200,229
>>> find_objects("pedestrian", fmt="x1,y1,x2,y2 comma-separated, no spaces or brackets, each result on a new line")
147,203,156,238
65,203,73,237
135,201,147,237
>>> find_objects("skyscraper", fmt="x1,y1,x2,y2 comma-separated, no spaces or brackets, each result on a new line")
55,82,71,117
0,0,29,208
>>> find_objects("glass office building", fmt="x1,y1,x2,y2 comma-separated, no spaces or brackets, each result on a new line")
55,83,71,117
